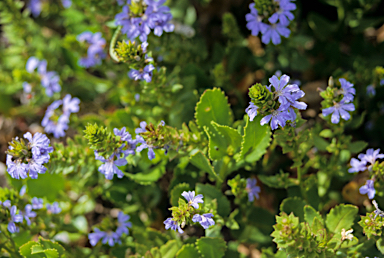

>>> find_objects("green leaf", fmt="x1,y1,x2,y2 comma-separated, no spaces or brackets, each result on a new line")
246,207,275,235
196,237,227,258
304,205,322,227
325,204,358,234
125,161,166,185
347,141,368,154
196,183,230,217
204,126,228,160
27,173,65,202
195,88,232,133
376,237,384,254
160,240,181,258
302,175,320,209
31,245,44,254
43,249,59,258
313,135,329,151
38,237,65,256
19,241,37,257
258,171,298,189
211,121,242,151
238,116,271,163
170,183,191,207
190,151,221,182
280,197,306,222
176,244,199,258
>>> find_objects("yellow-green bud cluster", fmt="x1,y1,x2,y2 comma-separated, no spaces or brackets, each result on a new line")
115,40,148,69
248,83,275,112
254,0,276,17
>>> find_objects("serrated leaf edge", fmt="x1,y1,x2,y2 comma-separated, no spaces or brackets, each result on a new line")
195,237,227,258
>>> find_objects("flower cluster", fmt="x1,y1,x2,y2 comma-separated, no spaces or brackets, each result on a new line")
164,191,215,233
348,148,384,199
88,211,132,247
6,132,53,180
27,0,71,17
46,202,62,214
24,57,61,97
115,0,174,43
125,42,155,82
245,74,307,130
42,94,80,138
321,78,356,124
94,127,138,180
76,32,106,68
246,0,296,45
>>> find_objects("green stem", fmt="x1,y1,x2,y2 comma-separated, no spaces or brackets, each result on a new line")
109,26,122,62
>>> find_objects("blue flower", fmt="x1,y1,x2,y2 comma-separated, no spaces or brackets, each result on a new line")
322,100,355,124
192,213,215,229
28,156,48,179
8,206,24,233
25,57,61,96
246,178,261,202
2,200,11,208
360,180,375,199
27,0,42,17
163,217,184,233
245,102,258,122
31,197,44,210
135,121,147,134
181,191,204,209
6,155,29,180
136,135,156,160
89,228,120,247
260,104,291,130
23,132,53,161
42,95,80,138
246,3,268,36
268,0,296,26
339,78,355,102
46,202,61,214
268,75,307,110
19,185,27,196
77,32,106,68
359,148,384,168
348,158,367,173
367,85,376,97
61,0,72,8
22,204,36,226
116,212,132,236
261,24,291,45
95,151,127,180
128,63,155,82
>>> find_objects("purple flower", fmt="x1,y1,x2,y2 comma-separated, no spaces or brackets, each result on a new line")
269,75,307,110
61,0,72,8
246,3,268,36
77,32,106,68
95,151,127,180
245,102,258,122
2,200,11,208
19,185,27,196
114,127,132,142
359,149,384,168
163,217,184,233
46,202,61,214
246,178,261,202
192,213,215,229
360,180,376,199
268,0,296,26
136,136,156,160
181,191,204,209
322,100,355,124
261,24,291,45
367,85,376,97
6,155,29,180
116,212,132,236
348,158,367,173
8,206,24,233
89,228,106,246
23,132,53,161
260,104,291,130
339,78,355,102
128,64,155,82
62,94,80,115
22,204,36,226
135,121,147,134
26,57,40,72
27,0,42,17
31,197,44,210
